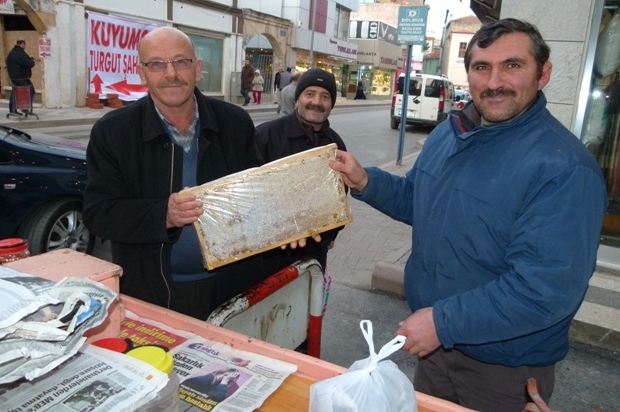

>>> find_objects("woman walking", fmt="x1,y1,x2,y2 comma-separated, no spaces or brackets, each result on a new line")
252,70,264,104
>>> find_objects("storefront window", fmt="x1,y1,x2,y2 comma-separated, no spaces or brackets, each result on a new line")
351,66,392,97
370,68,392,96
188,33,223,93
580,0,620,243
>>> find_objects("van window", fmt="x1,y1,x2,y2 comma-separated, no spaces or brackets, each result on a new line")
397,77,422,97
424,79,443,98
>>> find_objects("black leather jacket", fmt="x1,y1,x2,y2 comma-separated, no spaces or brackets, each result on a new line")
84,88,263,308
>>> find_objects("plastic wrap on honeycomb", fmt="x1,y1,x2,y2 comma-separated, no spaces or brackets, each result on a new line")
182,143,352,270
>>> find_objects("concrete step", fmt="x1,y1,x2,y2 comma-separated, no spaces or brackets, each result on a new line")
371,254,620,353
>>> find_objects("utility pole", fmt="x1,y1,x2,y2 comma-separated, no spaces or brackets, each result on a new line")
309,0,317,68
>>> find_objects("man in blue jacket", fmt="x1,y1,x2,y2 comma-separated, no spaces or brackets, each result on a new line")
330,18,608,411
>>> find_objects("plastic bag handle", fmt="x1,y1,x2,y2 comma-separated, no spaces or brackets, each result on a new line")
359,320,406,367
360,320,375,355
376,335,406,361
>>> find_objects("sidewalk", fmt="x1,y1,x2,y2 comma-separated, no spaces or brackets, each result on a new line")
0,95,390,128
1,96,618,352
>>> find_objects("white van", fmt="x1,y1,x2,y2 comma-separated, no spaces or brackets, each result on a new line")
390,73,455,129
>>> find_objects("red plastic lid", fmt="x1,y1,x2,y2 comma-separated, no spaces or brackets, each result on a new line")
92,337,133,353
0,238,29,254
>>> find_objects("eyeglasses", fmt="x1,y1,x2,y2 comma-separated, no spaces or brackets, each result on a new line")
140,58,195,72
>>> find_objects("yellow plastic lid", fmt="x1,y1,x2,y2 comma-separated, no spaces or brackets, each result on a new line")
126,346,174,374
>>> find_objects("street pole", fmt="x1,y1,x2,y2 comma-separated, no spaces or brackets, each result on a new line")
309,0,317,68
396,45,413,165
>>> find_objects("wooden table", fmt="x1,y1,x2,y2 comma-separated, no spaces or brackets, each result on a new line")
6,249,475,412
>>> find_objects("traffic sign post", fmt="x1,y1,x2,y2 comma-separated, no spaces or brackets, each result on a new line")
396,6,428,165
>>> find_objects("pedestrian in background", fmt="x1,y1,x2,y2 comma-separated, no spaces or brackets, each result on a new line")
277,71,300,116
252,69,264,105
240,58,254,106
279,67,293,91
84,27,271,320
330,18,607,411
256,68,347,290
273,67,283,104
354,80,366,100
6,39,35,114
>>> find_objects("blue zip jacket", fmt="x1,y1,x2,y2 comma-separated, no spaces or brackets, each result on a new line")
354,92,608,367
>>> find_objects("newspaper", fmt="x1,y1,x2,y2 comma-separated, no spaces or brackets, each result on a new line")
0,267,117,385
0,345,168,412
121,311,298,411
0,266,59,330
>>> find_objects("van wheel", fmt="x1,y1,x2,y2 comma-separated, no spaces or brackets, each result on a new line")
390,118,399,130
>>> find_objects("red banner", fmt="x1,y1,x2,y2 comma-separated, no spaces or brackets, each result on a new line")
87,12,161,100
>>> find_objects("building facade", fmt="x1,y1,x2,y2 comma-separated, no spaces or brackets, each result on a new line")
1,0,361,107
439,15,481,89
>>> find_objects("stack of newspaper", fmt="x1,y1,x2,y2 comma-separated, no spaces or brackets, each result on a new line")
0,265,117,385
0,345,169,412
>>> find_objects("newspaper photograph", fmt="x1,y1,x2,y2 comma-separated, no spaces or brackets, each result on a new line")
0,345,167,412
122,312,298,412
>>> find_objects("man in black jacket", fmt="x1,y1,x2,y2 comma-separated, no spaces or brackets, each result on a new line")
84,27,270,320
6,39,35,114
273,67,283,104
255,68,347,276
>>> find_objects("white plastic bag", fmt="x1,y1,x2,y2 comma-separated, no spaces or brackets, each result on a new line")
309,320,416,412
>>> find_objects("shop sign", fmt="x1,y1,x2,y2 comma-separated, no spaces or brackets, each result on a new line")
350,20,398,45
337,45,357,56
87,11,161,100
38,38,51,58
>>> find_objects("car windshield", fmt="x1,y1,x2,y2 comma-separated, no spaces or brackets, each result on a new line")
455,90,469,100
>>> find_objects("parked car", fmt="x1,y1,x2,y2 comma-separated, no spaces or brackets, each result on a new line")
454,89,471,109
0,124,92,255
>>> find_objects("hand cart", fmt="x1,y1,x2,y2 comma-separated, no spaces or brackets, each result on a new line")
6,85,39,120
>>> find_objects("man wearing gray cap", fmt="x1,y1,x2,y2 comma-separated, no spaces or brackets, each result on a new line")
255,68,347,278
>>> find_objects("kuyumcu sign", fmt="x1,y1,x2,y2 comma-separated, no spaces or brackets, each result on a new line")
87,12,161,100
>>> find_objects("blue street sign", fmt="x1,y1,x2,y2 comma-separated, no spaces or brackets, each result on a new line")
396,6,428,45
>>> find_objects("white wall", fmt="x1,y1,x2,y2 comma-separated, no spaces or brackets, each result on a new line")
83,0,168,21
500,0,597,130
238,0,284,18
45,2,88,108
444,32,470,88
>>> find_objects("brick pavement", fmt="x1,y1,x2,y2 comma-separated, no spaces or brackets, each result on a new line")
326,152,418,291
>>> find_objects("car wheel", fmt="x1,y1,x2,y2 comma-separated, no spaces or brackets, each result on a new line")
390,118,399,130
17,199,92,255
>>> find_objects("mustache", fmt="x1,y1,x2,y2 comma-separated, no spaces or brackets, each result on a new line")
480,88,516,98
304,104,325,112
158,78,188,87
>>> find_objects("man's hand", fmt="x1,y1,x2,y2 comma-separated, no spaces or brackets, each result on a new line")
395,307,441,357
329,150,369,192
166,192,203,229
